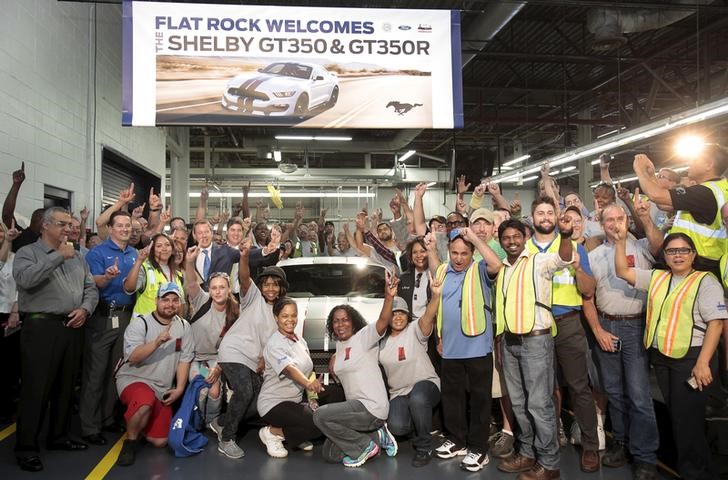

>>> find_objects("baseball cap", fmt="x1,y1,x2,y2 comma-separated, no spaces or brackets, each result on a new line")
157,282,182,298
470,208,495,224
258,266,289,289
392,296,410,314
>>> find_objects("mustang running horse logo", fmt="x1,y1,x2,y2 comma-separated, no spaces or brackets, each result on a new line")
387,101,423,115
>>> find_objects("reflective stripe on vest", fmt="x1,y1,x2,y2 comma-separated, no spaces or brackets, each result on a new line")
527,236,581,307
645,269,707,358
720,254,728,290
495,256,538,334
670,179,728,261
133,262,184,316
435,262,489,337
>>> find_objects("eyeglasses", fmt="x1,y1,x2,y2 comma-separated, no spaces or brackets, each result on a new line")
50,220,71,228
446,220,465,227
664,247,694,256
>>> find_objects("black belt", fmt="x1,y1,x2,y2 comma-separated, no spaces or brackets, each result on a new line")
97,301,134,315
504,328,551,340
554,311,580,321
27,313,68,322
599,311,645,321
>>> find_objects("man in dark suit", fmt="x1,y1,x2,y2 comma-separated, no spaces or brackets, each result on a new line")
191,220,240,291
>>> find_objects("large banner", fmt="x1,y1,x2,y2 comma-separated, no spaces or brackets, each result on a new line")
122,1,463,129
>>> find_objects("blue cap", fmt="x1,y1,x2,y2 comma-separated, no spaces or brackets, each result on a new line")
157,282,182,298
448,228,462,241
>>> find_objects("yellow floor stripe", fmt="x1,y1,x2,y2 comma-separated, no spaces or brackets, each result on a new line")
84,433,127,480
0,423,16,442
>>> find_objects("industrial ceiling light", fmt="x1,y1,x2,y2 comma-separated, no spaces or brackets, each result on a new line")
398,150,416,163
273,150,282,162
488,96,728,181
502,154,531,167
274,135,352,141
164,191,376,199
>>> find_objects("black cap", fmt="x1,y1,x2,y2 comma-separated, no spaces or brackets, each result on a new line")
258,266,289,289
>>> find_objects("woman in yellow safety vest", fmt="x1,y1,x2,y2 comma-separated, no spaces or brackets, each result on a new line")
123,233,184,317
614,223,725,480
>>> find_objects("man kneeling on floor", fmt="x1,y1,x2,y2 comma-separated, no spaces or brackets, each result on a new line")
115,283,195,466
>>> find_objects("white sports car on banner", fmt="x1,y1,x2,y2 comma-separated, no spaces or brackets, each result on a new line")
221,62,339,117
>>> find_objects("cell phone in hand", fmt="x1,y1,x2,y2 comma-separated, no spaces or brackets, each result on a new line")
686,375,699,390
612,338,622,352
162,392,171,400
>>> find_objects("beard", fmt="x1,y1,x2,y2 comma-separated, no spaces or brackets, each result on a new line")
533,222,555,235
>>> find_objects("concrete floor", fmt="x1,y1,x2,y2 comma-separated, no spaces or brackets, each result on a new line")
0,423,673,480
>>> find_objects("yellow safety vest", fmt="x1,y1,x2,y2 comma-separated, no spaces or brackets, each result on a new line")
133,261,184,316
435,261,490,337
494,254,555,335
645,269,708,358
527,237,581,308
293,240,318,257
670,178,728,261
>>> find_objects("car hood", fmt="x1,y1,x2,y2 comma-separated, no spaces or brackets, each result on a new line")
228,73,308,90
294,296,384,351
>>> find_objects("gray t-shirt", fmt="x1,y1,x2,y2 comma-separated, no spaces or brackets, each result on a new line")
634,269,727,347
188,289,226,362
379,322,440,399
334,323,389,420
217,281,276,370
589,238,654,315
257,331,314,417
116,313,195,399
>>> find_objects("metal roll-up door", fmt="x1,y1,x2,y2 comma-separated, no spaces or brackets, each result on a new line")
102,160,135,208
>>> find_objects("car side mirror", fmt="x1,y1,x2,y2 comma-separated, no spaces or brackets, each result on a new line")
315,75,324,81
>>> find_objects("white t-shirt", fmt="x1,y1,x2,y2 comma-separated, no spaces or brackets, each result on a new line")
257,331,314,417
0,254,17,313
188,289,227,362
334,323,389,420
217,281,276,370
379,322,440,399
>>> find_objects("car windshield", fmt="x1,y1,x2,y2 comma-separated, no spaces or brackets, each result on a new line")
281,264,386,298
262,63,312,80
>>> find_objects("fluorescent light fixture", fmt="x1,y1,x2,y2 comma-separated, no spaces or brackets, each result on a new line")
502,154,531,167
550,169,560,175
521,175,539,182
674,134,706,158
426,181,437,187
274,135,352,141
489,96,728,183
163,192,376,199
273,150,282,162
398,150,416,162
561,165,576,172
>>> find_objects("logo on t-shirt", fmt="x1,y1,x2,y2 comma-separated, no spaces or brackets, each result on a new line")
175,338,182,352
398,346,406,361
344,347,352,361
627,255,635,268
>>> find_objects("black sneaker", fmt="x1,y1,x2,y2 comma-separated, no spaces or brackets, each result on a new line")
634,462,658,480
116,439,138,467
602,441,629,468
412,450,432,468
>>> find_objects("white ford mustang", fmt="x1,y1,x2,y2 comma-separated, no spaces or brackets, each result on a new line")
221,61,339,117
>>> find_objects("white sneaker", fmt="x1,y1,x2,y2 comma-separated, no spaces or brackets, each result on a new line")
460,451,489,472
435,439,467,459
218,439,245,459
298,441,314,451
259,426,288,458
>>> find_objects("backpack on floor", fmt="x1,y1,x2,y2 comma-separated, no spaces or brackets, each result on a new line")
168,375,210,457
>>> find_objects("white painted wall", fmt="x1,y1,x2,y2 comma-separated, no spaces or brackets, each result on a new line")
0,1,166,226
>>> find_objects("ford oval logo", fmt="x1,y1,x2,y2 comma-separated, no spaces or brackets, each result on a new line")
398,25,411,31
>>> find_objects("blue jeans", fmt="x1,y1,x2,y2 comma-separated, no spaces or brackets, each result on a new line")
593,314,658,464
387,380,440,452
502,333,559,469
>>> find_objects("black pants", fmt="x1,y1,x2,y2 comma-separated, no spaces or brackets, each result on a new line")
554,314,599,450
16,315,83,453
219,362,262,441
0,312,20,420
651,347,718,480
441,354,493,453
262,401,322,448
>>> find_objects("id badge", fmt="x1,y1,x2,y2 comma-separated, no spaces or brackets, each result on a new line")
111,315,120,329
175,338,182,352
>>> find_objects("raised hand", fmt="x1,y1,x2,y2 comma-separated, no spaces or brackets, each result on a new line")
633,154,656,176
79,206,90,222
137,244,151,262
6,219,20,241
119,183,135,205
12,162,25,185
186,246,199,265
415,182,428,198
428,270,443,297
473,182,487,198
486,182,501,196
160,205,172,224
148,187,162,211
510,192,522,213
456,174,471,194
557,213,573,235
105,257,121,279
616,181,631,202
384,269,399,298
294,201,305,220
540,162,550,179
200,185,209,202
132,203,146,219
